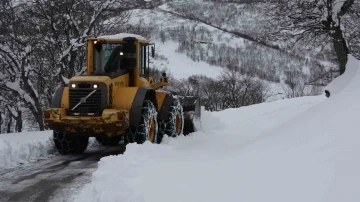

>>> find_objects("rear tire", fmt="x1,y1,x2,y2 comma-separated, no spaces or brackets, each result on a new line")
157,95,184,143
125,100,158,144
53,131,89,154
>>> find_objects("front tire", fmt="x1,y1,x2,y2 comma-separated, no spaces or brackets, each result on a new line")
125,100,158,144
53,131,89,154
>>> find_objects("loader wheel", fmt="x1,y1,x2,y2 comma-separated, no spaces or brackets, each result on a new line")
53,131,89,154
96,134,122,146
157,96,184,143
125,100,158,144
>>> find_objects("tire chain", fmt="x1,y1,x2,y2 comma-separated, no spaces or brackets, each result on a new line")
157,95,184,143
53,131,88,154
125,100,158,144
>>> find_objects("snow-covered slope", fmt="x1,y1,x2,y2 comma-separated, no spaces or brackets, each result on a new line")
152,41,224,79
324,55,359,97
72,96,325,202
73,56,360,202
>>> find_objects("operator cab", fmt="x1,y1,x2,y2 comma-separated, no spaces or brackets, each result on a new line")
86,34,155,81
92,40,136,76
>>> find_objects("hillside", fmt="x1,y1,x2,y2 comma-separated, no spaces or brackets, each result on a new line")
1,0,355,134
104,1,337,100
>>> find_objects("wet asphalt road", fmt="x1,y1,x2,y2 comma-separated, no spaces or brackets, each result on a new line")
0,144,126,202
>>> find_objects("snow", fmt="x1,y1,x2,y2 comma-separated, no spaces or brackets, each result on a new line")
73,55,360,202
6,106,18,117
97,33,147,41
62,75,70,84
153,41,224,79
5,81,37,107
332,0,346,24
0,131,100,170
0,131,56,169
324,55,360,97
73,95,324,202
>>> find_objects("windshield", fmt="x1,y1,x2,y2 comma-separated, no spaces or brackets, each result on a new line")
93,43,123,74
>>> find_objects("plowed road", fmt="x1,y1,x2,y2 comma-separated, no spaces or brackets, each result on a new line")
0,145,126,202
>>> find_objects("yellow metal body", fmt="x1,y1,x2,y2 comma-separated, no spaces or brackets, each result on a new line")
44,108,129,134
43,34,169,136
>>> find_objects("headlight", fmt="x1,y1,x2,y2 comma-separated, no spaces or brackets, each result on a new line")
93,84,98,89
71,83,76,88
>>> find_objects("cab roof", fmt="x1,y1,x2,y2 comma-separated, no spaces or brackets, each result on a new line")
88,33,149,43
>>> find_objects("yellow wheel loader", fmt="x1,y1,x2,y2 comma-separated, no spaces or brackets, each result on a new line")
43,34,201,154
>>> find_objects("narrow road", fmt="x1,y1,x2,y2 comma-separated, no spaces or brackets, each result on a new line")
0,145,126,202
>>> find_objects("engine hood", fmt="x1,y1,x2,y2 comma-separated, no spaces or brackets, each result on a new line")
69,75,112,85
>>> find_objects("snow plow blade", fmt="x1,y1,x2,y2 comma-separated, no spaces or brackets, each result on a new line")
178,96,201,135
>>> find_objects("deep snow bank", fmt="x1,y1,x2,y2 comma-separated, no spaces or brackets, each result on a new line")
74,55,360,202
324,55,359,97
0,131,56,169
73,96,325,202
0,131,100,170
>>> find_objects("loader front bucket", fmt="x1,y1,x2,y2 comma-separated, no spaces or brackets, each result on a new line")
178,96,201,135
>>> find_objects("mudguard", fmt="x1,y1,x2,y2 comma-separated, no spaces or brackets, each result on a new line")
50,87,65,108
157,93,173,120
129,87,157,126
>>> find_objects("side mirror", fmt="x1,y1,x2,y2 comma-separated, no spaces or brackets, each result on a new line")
151,46,155,58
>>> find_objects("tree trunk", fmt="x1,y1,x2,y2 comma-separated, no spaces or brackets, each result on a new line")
0,112,2,133
16,110,22,133
7,117,12,133
332,26,350,75
36,113,45,131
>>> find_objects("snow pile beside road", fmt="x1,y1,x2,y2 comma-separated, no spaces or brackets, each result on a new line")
0,131,56,169
74,55,360,202
0,131,101,170
324,55,359,97
73,95,326,201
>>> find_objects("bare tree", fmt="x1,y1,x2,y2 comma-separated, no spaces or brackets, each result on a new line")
218,66,270,108
265,0,358,75
25,0,124,86
0,0,135,131
0,91,23,132
0,0,45,130
282,69,308,98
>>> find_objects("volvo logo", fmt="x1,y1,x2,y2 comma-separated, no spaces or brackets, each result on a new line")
80,97,87,103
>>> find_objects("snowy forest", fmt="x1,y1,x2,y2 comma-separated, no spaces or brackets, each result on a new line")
0,0,359,133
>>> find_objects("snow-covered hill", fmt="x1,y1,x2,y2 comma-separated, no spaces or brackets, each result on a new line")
106,2,331,100
151,41,224,80
72,55,360,202
2,0,338,133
